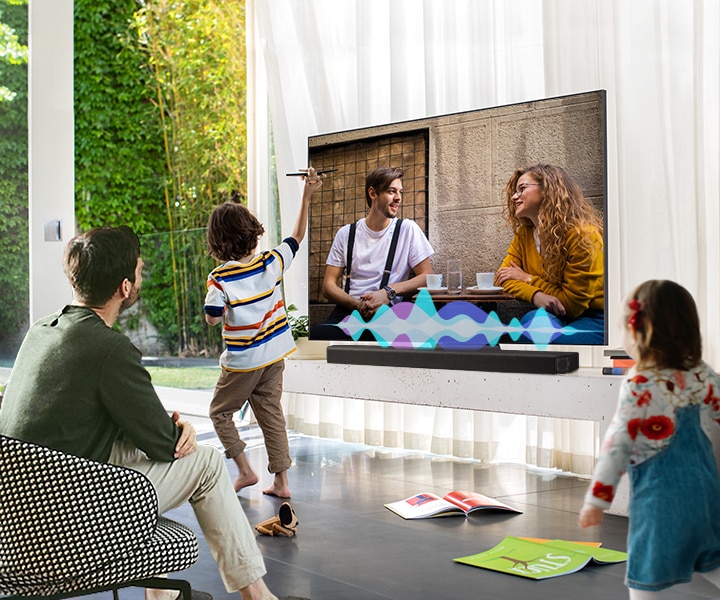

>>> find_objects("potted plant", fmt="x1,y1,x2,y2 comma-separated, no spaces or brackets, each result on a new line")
286,304,328,359
286,304,309,341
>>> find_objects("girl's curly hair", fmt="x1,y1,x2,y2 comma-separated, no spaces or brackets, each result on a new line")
503,164,603,285
206,202,265,262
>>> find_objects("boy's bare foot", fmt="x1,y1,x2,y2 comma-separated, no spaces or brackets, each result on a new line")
262,483,291,498
262,470,290,498
233,472,259,492
231,452,259,492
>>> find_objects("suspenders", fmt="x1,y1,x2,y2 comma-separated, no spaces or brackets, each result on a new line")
343,219,403,294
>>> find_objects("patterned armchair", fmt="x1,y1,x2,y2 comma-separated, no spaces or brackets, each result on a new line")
0,435,199,599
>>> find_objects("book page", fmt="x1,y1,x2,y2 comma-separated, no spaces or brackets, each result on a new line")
384,493,464,519
453,536,624,580
444,491,521,513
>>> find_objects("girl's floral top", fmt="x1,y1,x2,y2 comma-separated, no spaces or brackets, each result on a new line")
585,361,720,509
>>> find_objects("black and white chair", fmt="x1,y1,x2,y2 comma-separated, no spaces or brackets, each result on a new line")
0,435,199,599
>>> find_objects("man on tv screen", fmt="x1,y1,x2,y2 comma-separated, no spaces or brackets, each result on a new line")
310,166,434,340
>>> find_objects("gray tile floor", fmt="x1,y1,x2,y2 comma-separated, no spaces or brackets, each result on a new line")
151,425,718,600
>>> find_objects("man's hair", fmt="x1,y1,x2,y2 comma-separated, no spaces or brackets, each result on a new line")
206,202,265,262
365,166,404,208
625,279,702,370
63,226,141,307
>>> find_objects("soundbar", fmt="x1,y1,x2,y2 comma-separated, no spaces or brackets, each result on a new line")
326,346,579,375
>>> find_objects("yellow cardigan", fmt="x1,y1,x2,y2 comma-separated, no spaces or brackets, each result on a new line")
498,225,604,320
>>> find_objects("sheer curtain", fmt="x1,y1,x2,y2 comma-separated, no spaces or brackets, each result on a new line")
247,0,720,474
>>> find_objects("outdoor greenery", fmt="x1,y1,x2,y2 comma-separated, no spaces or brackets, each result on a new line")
0,1,251,357
74,0,169,235
0,0,28,356
146,365,220,389
74,0,248,356
287,304,310,341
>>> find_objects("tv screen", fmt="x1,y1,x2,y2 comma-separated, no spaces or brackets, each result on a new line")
305,90,607,350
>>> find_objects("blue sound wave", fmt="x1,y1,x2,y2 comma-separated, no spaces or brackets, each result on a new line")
337,289,588,349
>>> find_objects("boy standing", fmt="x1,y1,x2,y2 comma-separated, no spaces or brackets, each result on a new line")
204,171,322,497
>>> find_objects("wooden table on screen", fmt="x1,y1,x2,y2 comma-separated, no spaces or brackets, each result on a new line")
413,289,517,305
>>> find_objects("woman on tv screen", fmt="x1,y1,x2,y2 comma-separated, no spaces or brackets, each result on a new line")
495,163,604,345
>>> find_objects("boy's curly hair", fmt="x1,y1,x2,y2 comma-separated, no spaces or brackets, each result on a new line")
206,202,265,262
503,164,603,286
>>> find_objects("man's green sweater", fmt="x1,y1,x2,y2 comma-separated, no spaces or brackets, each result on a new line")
0,305,180,462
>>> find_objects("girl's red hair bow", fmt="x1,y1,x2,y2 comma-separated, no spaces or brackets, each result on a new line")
628,298,644,330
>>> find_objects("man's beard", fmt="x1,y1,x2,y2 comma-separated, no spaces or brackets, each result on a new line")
120,285,139,312
381,203,399,219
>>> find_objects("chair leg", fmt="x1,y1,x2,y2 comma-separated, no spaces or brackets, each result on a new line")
178,580,191,600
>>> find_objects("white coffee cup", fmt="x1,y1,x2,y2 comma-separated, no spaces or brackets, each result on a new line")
426,273,443,289
476,272,495,289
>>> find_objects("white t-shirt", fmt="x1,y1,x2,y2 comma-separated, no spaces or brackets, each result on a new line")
325,218,434,299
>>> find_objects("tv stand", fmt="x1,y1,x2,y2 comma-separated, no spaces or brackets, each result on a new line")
326,345,579,375
283,355,629,516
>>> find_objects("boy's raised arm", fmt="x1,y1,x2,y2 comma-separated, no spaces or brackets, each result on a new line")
290,167,323,244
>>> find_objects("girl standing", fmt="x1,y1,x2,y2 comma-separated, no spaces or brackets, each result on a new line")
579,279,720,598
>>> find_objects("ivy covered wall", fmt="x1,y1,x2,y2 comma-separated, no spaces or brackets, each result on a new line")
0,0,29,358
0,0,248,358
74,0,169,234
74,0,247,356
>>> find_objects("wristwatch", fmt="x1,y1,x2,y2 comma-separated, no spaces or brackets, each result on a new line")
383,285,397,301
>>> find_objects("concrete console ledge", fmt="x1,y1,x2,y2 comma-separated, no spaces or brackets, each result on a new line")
284,359,619,422
283,358,630,516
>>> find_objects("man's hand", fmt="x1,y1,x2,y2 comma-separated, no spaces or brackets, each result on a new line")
532,291,566,317
171,411,197,459
359,300,377,321
360,289,390,311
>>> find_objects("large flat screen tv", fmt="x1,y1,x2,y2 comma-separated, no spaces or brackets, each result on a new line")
305,90,607,350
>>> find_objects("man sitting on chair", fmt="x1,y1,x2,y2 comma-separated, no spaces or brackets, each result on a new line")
0,226,291,600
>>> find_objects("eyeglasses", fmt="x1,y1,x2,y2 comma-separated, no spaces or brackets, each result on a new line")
513,183,540,196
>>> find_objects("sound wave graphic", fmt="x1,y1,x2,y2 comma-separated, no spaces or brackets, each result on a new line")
338,289,586,349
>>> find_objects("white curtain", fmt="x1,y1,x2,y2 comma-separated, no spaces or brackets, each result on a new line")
247,0,720,475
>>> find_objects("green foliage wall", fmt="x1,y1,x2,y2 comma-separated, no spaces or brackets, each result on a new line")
133,0,248,226
74,0,247,356
0,0,28,357
74,0,168,234
0,1,248,357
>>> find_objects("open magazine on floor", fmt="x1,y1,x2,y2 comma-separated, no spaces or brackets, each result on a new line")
384,490,522,520
453,536,627,580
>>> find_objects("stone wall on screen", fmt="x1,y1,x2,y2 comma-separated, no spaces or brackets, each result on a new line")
306,90,606,328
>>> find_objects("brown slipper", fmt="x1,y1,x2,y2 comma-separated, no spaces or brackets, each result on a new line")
255,503,299,537
255,515,281,536
279,502,299,529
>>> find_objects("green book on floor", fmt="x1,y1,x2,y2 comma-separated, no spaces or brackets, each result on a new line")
454,536,627,580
